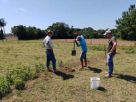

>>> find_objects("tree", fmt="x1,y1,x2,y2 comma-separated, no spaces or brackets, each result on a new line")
46,22,73,39
0,18,6,40
12,25,46,40
116,4,136,40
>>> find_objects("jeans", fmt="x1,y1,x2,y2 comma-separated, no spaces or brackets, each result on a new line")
107,53,115,76
46,49,56,71
80,51,87,61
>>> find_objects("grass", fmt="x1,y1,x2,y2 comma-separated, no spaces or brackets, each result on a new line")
0,40,136,102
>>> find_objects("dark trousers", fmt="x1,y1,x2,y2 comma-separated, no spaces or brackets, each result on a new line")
46,49,56,71
80,51,87,61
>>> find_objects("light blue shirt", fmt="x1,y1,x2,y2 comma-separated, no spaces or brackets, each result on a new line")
76,35,87,52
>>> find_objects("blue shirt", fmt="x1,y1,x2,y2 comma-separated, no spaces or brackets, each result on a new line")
76,35,87,52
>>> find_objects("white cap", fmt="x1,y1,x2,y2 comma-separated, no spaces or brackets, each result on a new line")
103,30,112,36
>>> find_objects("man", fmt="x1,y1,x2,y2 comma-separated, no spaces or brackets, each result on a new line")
43,30,56,73
104,30,117,77
75,31,87,70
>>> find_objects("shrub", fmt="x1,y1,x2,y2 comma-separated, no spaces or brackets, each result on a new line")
0,76,11,99
35,63,44,73
9,67,31,83
29,70,38,80
14,78,25,90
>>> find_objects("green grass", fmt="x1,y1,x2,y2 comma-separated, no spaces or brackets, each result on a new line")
0,40,136,102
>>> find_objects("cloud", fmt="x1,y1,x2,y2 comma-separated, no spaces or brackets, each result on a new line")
18,8,28,13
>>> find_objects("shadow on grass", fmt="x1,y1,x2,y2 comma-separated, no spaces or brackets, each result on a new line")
97,87,107,92
55,71,74,80
115,73,136,83
88,66,102,73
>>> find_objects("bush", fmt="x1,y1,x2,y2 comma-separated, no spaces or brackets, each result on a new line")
10,67,31,83
29,70,38,80
35,63,44,73
0,76,11,99
14,78,25,90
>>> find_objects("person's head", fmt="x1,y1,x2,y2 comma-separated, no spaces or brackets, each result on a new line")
75,30,81,36
47,30,53,37
103,30,112,39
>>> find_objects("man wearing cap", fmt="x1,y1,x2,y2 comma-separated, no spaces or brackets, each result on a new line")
43,30,56,73
104,30,117,77
75,31,87,70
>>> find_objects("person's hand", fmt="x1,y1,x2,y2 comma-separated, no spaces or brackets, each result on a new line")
108,51,112,55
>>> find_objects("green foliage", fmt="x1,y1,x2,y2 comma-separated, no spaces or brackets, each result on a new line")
0,76,11,98
7,65,41,85
9,67,30,84
14,78,25,90
29,70,38,80
0,18,6,27
12,22,111,40
0,18,6,40
11,25,46,40
35,63,44,73
122,47,136,54
47,22,73,39
116,4,136,40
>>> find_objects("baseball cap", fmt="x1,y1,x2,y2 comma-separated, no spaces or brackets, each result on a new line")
47,30,53,34
103,30,112,36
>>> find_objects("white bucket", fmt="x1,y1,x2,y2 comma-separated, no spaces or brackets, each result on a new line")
90,77,100,89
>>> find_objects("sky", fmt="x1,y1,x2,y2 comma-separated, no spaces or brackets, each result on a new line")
0,0,136,33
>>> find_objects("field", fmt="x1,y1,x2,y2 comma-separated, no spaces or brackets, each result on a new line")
0,39,136,102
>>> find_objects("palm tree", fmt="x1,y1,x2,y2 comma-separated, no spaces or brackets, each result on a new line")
0,18,6,40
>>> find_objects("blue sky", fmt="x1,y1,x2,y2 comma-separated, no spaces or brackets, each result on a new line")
0,0,136,33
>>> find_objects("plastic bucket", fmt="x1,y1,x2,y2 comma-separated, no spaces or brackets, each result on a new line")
90,77,100,89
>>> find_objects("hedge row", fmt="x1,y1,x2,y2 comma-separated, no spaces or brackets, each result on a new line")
0,63,44,99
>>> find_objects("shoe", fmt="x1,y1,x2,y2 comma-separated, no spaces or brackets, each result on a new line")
47,68,52,72
104,74,112,78
79,68,84,71
53,69,57,73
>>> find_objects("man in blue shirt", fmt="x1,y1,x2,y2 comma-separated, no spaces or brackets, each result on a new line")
75,31,87,70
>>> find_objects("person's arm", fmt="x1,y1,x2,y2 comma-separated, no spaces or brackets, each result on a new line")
110,41,117,53
47,41,53,50
75,36,81,47
42,39,46,47
75,40,79,47
109,37,117,54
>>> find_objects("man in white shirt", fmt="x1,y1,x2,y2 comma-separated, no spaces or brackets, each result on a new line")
43,30,56,73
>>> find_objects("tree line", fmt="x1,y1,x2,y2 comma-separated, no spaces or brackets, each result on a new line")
1,4,136,40
11,23,108,40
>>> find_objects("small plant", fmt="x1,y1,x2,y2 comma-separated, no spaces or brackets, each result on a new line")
0,76,11,99
30,69,39,80
35,63,44,73
10,67,31,82
14,78,25,90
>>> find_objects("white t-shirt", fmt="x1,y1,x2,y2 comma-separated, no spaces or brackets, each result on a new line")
43,35,53,49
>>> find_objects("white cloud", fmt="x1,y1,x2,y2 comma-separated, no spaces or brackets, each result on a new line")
18,8,27,13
